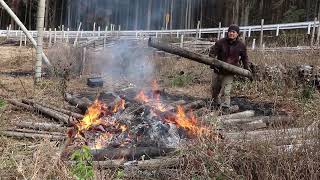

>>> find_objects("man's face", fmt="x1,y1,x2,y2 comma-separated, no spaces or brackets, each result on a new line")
227,30,238,40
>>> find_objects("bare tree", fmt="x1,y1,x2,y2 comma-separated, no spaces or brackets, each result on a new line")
35,0,46,83
147,0,153,30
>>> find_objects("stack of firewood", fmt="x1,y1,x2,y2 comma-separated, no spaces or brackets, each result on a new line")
1,99,84,141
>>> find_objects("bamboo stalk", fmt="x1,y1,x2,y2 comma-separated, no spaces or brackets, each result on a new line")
148,38,252,78
11,128,64,136
1,130,65,140
13,122,66,132
7,99,34,111
22,99,83,119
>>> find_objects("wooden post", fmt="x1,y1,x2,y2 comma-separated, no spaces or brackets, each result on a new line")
180,34,184,48
252,38,256,50
307,22,311,35
24,34,27,46
176,31,179,38
48,28,52,47
81,47,86,77
311,17,317,47
260,19,264,48
222,28,226,38
217,22,221,40
73,22,82,46
118,25,121,37
316,19,320,46
98,26,101,37
317,2,320,46
7,24,11,39
66,28,69,43
54,28,57,44
242,29,246,43
248,27,251,37
62,25,65,42
196,20,200,39
276,24,280,36
19,30,22,47
103,25,108,49
155,32,158,38
93,22,96,37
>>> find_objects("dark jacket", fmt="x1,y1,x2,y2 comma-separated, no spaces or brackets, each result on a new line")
209,37,249,74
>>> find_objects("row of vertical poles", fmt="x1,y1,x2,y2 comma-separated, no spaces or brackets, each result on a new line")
214,18,320,50
7,22,122,47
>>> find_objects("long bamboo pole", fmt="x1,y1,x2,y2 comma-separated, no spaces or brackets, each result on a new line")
0,0,51,66
148,38,252,78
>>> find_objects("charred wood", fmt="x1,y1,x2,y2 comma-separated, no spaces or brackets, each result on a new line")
182,100,206,110
64,93,91,113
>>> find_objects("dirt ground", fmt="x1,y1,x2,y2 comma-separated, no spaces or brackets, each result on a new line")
0,44,320,179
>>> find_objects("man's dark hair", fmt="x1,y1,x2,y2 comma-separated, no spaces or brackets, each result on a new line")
228,24,240,34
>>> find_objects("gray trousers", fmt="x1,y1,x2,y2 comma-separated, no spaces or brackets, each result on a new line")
212,73,234,108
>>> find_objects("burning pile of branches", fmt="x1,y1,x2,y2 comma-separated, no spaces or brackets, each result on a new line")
63,81,213,161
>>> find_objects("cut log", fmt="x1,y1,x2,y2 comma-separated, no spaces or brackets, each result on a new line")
222,115,293,126
64,93,91,113
8,99,70,124
22,99,84,119
11,128,65,136
7,99,34,111
148,38,252,78
224,128,304,141
32,103,70,124
217,110,255,121
0,130,65,140
13,122,67,132
91,147,175,161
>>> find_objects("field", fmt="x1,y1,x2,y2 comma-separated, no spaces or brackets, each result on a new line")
0,42,320,179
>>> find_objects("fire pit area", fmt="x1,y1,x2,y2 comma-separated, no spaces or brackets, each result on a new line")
61,81,213,161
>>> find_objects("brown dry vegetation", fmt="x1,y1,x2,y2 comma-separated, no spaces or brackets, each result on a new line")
0,44,320,179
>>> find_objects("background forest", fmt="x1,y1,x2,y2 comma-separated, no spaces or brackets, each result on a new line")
0,0,320,30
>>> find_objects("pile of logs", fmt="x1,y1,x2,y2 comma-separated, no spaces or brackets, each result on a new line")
2,89,319,169
1,99,84,141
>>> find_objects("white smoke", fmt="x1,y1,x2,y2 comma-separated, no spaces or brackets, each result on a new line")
92,40,155,87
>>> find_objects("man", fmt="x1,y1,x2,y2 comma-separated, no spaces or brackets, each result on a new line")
209,24,250,111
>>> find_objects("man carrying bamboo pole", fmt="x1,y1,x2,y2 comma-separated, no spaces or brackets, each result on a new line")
209,24,251,111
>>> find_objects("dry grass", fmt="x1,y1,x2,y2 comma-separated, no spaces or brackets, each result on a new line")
0,44,320,179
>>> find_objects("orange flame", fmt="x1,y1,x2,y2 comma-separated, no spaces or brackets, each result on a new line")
112,98,125,113
165,105,208,135
76,100,104,132
135,90,149,103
